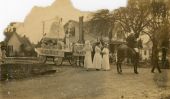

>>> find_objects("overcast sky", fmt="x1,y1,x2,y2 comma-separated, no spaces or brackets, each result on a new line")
0,0,127,41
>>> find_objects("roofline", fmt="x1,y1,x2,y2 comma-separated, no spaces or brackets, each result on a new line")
6,32,22,44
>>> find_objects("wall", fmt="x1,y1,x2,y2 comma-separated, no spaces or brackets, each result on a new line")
140,49,151,61
7,33,22,53
0,63,54,81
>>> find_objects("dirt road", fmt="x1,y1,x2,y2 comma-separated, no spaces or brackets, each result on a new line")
0,66,170,99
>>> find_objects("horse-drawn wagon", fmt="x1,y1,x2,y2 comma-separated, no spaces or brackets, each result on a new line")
35,38,85,66
35,16,86,66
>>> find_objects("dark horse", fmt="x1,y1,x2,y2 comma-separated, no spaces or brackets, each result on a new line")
116,40,142,74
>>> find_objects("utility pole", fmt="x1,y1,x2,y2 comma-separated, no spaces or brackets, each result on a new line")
42,21,45,36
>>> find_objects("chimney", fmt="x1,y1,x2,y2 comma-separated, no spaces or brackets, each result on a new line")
78,16,84,43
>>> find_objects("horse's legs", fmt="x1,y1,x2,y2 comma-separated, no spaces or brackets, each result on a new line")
117,59,123,74
119,62,122,73
133,61,138,74
131,53,139,74
116,62,120,73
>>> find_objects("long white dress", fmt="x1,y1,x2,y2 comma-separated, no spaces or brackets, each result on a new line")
102,48,110,70
84,45,93,69
93,46,102,69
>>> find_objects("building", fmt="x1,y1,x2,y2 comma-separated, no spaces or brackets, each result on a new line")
137,34,152,61
6,32,22,56
64,19,95,43
139,40,152,61
64,20,79,43
4,28,35,57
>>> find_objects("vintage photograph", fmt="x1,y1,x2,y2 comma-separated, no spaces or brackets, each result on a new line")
0,0,170,99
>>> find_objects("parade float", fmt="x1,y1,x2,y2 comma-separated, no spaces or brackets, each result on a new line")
35,17,85,66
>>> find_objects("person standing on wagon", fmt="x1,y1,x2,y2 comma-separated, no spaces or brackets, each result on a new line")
102,44,110,70
93,42,102,70
83,41,93,70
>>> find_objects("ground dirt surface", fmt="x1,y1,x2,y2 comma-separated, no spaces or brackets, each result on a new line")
0,65,170,99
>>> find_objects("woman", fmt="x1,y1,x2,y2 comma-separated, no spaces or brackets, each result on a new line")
102,44,110,70
83,41,93,70
93,42,102,70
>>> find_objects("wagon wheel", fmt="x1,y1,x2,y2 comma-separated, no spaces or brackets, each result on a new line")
54,57,63,66
63,52,76,66
38,55,46,63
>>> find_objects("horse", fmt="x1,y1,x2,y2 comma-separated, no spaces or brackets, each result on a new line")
116,40,142,74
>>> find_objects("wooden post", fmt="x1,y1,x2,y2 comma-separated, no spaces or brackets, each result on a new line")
78,16,84,44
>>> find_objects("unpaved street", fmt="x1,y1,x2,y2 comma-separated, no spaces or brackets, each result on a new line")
0,65,170,99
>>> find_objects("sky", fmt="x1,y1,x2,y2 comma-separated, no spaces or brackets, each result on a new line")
0,0,127,42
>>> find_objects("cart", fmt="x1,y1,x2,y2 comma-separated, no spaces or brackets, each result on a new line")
35,42,85,66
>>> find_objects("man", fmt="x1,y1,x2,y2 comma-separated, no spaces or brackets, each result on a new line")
151,40,169,73
126,33,140,68
151,45,163,73
126,33,139,54
151,56,162,73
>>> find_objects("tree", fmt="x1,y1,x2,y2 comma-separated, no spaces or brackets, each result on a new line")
145,0,170,68
88,9,115,40
114,0,170,68
114,0,151,38
4,22,17,41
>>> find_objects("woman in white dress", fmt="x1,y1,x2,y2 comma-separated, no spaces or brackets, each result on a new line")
102,44,110,70
83,41,93,70
93,42,102,70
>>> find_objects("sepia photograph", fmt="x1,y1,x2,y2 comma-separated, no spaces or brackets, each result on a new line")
0,0,170,99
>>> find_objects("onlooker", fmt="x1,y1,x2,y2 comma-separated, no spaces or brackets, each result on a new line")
102,44,110,70
83,41,93,70
93,42,102,70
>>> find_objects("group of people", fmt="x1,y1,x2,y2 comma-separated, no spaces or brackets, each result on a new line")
83,41,110,71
